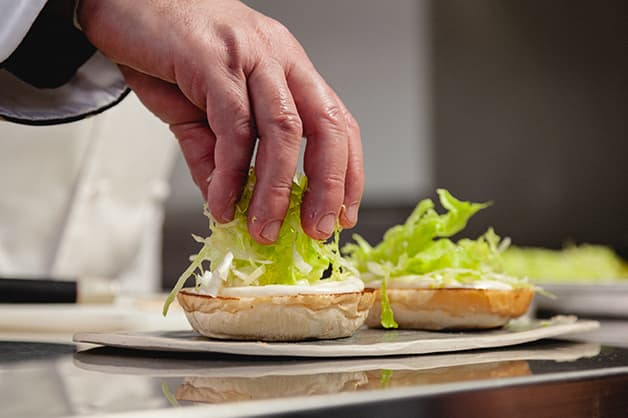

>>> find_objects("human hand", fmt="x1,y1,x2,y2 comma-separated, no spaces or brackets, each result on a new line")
77,0,363,243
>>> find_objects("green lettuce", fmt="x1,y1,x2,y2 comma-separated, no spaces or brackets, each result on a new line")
502,245,628,282
343,189,531,328
163,168,354,315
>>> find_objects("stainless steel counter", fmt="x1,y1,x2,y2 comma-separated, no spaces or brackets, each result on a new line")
2,321,628,418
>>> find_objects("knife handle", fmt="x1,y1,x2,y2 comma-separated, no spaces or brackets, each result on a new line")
0,278,77,303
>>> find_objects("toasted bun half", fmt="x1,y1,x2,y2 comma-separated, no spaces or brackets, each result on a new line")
175,373,368,404
177,288,375,341
363,360,531,388
365,288,534,330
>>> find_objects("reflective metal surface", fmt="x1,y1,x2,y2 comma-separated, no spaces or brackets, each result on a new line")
2,339,628,417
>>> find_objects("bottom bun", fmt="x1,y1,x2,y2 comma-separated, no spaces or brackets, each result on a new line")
177,288,375,341
365,288,534,330
176,373,368,404
363,360,531,389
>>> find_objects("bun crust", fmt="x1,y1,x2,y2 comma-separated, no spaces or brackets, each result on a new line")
175,373,368,403
365,288,534,330
177,288,375,341
363,360,531,389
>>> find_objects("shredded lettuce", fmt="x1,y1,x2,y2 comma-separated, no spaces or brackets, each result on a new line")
161,382,179,407
380,369,394,388
343,189,531,328
163,168,355,315
502,245,628,282
343,189,507,281
379,274,398,328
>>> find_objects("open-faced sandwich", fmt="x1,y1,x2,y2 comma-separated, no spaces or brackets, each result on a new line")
343,189,535,330
163,169,374,341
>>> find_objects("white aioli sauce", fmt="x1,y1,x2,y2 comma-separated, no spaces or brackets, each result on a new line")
363,275,515,291
191,276,364,297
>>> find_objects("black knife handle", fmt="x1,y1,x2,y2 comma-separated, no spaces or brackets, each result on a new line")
0,278,77,303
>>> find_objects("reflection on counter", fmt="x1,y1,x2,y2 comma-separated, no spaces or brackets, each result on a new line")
72,340,600,408
173,361,533,405
4,339,628,417
175,373,368,404
363,361,532,390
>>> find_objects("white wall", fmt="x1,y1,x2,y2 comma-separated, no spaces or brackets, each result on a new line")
167,0,432,212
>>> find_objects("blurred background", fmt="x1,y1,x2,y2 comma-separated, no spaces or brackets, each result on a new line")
162,0,627,289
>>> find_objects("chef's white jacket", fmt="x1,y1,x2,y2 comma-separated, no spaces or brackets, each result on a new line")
0,1,178,293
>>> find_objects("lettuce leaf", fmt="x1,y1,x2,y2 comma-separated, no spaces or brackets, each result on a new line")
163,168,354,315
343,189,531,328
343,189,504,278
502,245,628,282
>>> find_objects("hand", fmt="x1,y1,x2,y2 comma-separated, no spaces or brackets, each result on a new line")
77,0,363,243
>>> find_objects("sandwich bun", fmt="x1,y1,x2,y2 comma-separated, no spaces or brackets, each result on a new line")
365,287,534,330
362,360,531,389
177,288,375,341
175,372,368,404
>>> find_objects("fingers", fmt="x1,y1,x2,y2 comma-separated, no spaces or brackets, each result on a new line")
286,64,351,240
120,66,217,201
171,123,217,201
204,73,257,224
334,95,364,229
247,59,303,243
119,65,206,124
120,16,365,244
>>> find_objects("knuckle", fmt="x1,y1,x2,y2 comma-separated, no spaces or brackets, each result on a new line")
226,94,249,116
256,18,299,59
209,96,252,137
319,172,346,192
215,165,250,180
184,148,212,168
268,180,294,197
321,103,343,123
255,178,294,208
315,103,345,130
269,111,303,139
215,23,247,71
253,20,273,46
232,116,255,142
176,134,194,148
175,129,213,160
265,17,291,39
174,63,208,109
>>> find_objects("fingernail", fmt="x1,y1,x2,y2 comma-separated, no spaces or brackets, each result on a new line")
316,213,337,236
261,220,282,242
221,205,235,222
344,203,359,224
